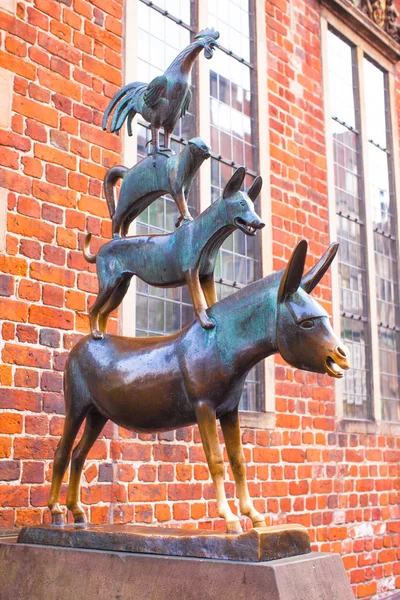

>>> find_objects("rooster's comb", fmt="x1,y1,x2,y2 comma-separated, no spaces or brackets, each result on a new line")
195,27,220,40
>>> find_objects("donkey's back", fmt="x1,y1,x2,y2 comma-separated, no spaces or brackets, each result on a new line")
65,330,214,433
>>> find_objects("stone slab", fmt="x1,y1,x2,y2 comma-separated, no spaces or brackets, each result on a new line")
0,537,355,600
17,522,310,562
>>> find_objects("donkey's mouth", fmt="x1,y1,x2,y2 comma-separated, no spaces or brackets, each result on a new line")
325,356,344,378
234,218,258,236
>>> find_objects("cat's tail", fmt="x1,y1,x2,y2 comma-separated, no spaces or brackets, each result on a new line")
83,233,97,264
104,165,128,218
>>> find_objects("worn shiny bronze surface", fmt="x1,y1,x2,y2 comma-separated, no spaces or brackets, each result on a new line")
83,167,264,338
17,523,310,562
103,138,211,238
48,240,350,531
102,28,219,156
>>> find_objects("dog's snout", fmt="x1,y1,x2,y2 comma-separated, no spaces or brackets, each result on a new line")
251,219,265,230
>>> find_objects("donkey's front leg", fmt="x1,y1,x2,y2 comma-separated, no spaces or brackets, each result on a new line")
195,401,242,533
220,408,266,528
185,270,215,329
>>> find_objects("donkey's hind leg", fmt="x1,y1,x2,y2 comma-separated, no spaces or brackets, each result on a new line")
66,409,108,523
48,407,87,525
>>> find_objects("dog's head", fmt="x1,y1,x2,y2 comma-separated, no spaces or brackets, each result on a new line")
222,167,265,235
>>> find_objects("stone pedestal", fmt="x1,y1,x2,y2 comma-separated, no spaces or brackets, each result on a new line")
1,535,354,600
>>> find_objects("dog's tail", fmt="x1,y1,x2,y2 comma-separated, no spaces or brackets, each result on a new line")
83,233,97,264
104,165,128,218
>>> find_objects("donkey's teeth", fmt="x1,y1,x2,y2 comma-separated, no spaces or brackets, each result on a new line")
326,357,344,378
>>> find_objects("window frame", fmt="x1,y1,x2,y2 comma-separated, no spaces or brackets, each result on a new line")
321,9,400,434
120,0,275,427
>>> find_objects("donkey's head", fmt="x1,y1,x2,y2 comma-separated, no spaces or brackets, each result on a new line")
276,240,350,378
222,167,265,235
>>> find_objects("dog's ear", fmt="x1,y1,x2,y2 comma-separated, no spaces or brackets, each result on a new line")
246,176,262,202
223,167,246,199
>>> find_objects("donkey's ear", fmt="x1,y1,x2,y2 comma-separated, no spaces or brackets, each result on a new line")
301,242,339,294
246,176,263,201
278,239,308,303
223,167,246,199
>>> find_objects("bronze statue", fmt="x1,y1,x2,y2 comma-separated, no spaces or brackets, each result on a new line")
47,240,350,532
104,138,211,237
102,28,220,156
83,167,264,339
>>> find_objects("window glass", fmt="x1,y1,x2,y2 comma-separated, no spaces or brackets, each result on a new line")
208,0,262,412
135,2,197,336
364,57,400,422
327,30,372,419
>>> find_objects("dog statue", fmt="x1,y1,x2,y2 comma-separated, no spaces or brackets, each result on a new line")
84,167,264,339
104,138,211,237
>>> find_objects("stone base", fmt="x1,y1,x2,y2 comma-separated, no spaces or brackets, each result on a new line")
17,522,311,562
1,536,354,600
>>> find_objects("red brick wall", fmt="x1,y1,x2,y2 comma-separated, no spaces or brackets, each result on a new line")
0,1,399,599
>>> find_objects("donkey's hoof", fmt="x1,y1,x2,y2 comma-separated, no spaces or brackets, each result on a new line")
74,512,87,524
51,511,64,526
252,519,266,528
226,520,243,534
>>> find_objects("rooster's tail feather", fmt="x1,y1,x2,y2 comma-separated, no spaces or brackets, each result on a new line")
102,81,146,132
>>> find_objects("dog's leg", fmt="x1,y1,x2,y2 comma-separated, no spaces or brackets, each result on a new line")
98,277,132,334
185,269,215,329
220,408,266,528
201,274,218,307
89,278,121,340
174,190,193,227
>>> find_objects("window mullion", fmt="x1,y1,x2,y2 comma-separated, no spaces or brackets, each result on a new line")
356,45,382,422
254,0,274,414
196,0,211,214
387,71,400,333
321,17,344,417
120,0,139,337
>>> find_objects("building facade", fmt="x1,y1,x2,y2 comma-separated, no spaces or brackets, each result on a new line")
0,0,399,598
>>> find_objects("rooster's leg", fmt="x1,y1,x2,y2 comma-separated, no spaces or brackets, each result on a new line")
163,130,172,151
148,126,172,163
149,126,159,154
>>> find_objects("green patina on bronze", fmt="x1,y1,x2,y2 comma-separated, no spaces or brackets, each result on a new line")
83,167,265,339
47,240,350,532
102,28,220,156
103,138,211,238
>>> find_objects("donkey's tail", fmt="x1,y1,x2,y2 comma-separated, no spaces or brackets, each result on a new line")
104,165,128,218
83,233,97,264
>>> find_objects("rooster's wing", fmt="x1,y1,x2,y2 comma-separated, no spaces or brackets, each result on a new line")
143,75,168,108
180,89,192,118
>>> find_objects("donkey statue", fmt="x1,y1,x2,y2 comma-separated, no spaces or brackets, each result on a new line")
48,239,350,532
83,167,264,339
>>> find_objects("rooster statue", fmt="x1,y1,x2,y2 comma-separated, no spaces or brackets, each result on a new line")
102,28,220,156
